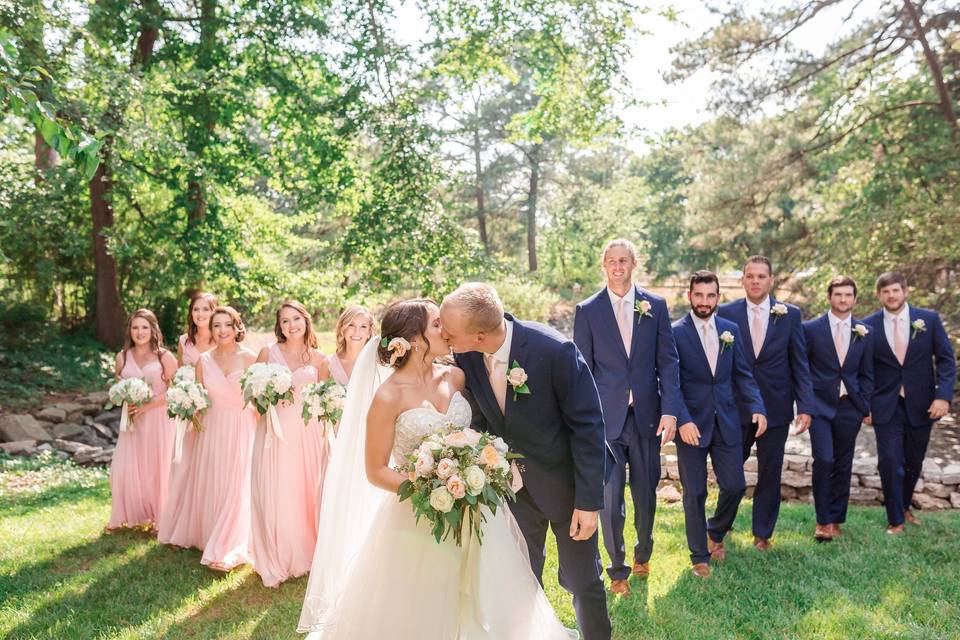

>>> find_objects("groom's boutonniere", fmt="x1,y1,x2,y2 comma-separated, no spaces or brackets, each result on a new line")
506,360,531,401
719,330,735,353
911,318,926,339
771,303,788,322
634,299,653,321
852,324,869,340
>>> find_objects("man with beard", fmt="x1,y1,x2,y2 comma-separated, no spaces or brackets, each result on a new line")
672,271,766,577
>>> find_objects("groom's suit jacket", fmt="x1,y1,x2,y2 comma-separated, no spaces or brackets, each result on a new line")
573,286,682,441
717,297,815,427
456,313,608,520
672,313,765,449
863,306,955,427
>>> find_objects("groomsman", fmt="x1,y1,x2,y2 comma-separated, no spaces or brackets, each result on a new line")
717,256,815,550
672,271,766,578
864,272,956,533
574,239,682,595
803,276,873,541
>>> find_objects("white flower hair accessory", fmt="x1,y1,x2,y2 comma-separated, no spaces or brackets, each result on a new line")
381,336,412,365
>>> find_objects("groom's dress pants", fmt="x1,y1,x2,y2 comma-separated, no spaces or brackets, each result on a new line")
510,489,612,640
676,421,745,565
600,408,660,579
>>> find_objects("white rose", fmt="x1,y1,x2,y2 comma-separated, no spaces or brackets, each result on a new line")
506,367,528,388
719,330,734,344
415,450,435,478
638,300,652,314
492,437,509,454
436,458,458,480
460,428,482,446
429,486,455,513
772,303,788,316
463,465,486,496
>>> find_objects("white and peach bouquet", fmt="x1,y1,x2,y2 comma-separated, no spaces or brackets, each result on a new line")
106,378,153,432
301,379,346,426
241,363,294,444
397,425,521,547
173,365,196,385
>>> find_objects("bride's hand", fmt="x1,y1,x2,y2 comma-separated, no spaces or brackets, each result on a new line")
569,509,599,541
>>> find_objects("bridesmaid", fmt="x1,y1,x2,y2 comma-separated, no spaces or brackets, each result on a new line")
106,309,178,533
250,301,331,588
160,306,258,572
327,305,375,386
159,291,218,543
177,291,218,366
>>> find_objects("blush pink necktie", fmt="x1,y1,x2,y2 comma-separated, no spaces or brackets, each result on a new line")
702,322,718,375
893,316,907,364
751,306,764,357
834,321,848,365
617,298,632,355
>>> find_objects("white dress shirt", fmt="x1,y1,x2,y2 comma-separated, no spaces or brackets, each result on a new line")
484,320,513,413
828,311,851,397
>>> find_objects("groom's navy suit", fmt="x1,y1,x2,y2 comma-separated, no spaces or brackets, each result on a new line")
718,296,815,540
864,306,955,525
672,313,765,565
457,313,611,640
574,286,682,579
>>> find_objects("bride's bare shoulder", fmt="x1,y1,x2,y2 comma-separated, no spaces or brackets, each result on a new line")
439,363,465,391
370,376,405,411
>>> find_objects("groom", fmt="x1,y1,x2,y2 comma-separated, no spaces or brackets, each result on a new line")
441,282,612,640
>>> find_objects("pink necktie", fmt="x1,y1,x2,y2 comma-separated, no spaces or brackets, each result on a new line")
834,321,848,365
617,298,632,355
485,353,506,414
751,306,764,357
893,316,907,364
702,322,718,375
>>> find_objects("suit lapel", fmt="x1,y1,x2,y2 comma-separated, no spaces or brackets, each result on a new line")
732,299,755,362
758,296,778,358
904,306,917,362
504,315,529,425
597,289,629,361
466,350,505,429
628,285,645,362
872,313,898,365
818,314,842,370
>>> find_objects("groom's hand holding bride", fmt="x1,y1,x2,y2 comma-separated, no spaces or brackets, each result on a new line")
570,509,600,541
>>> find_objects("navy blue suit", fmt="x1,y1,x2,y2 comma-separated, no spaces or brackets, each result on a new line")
718,297,815,539
574,286,682,579
672,313,765,565
864,306,956,525
803,314,874,526
456,314,611,640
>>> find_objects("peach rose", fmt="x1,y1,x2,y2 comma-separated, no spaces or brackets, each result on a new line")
436,457,459,480
446,475,466,500
479,444,501,468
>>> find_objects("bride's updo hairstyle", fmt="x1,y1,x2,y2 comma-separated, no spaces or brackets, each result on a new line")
377,298,437,369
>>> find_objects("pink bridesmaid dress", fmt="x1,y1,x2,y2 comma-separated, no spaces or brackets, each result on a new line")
158,335,204,542
106,355,175,531
327,353,349,386
250,344,330,587
159,351,255,571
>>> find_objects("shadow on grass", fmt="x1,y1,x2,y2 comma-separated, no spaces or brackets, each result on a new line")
6,530,221,639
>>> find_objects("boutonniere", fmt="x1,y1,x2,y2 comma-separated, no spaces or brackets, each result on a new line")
719,330,735,353
506,360,531,400
770,303,788,322
635,299,653,321
851,324,869,340
911,318,926,339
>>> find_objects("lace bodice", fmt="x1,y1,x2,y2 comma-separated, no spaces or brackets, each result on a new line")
392,392,471,463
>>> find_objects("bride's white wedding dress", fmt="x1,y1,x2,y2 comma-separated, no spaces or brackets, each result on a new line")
300,383,576,639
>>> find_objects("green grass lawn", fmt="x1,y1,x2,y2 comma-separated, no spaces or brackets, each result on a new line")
2,455,959,640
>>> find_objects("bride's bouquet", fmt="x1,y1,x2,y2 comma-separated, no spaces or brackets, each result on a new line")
240,363,294,445
106,377,153,432
397,425,521,547
301,379,346,427
166,368,210,462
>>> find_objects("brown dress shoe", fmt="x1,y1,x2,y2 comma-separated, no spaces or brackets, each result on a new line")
753,536,771,551
632,562,650,578
904,509,922,526
830,523,843,537
886,524,905,535
691,563,710,578
814,524,834,541
609,579,630,595
707,539,727,561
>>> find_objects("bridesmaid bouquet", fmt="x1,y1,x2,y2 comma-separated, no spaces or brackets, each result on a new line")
166,378,210,463
301,379,346,427
106,378,153,432
240,363,294,445
397,425,521,547
173,365,196,385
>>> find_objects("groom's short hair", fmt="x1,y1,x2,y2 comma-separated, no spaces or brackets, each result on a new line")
601,238,637,264
446,282,503,333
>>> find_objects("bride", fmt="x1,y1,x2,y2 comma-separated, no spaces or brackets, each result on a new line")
298,298,576,639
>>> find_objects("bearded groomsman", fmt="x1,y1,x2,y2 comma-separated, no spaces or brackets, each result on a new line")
573,239,682,595
717,256,815,550
803,276,874,541
672,271,766,578
864,272,956,533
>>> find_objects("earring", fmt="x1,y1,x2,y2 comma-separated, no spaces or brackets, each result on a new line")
415,345,420,352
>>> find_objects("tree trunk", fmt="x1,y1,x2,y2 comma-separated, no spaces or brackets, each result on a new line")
525,144,541,272
34,131,59,174
89,152,124,347
903,0,959,140
186,0,218,224
472,127,489,251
